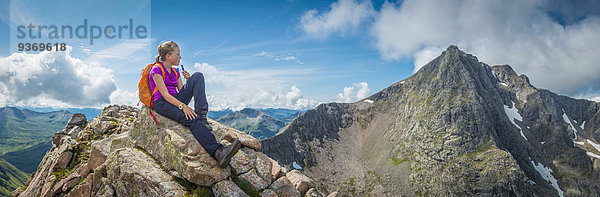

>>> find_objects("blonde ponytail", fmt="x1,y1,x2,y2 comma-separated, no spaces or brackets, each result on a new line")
155,41,179,63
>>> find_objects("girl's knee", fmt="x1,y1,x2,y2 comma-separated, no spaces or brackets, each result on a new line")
192,72,204,80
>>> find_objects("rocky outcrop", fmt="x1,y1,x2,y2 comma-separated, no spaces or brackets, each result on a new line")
262,45,600,196
14,105,326,196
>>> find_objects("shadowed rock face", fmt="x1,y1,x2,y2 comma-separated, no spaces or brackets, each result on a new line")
262,45,600,196
14,105,327,197
261,103,353,168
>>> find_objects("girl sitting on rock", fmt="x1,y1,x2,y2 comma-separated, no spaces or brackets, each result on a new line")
150,41,241,168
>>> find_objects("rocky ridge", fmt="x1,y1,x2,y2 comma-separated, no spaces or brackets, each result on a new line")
13,105,328,197
216,108,288,140
262,46,600,196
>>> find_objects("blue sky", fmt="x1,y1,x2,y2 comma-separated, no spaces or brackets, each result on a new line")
1,0,600,110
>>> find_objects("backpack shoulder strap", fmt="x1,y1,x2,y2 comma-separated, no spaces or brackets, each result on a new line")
152,62,167,95
172,67,179,79
157,62,166,79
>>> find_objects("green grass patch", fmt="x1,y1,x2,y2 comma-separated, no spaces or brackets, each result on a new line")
391,157,408,166
365,170,383,195
52,168,74,182
338,177,357,196
90,133,100,141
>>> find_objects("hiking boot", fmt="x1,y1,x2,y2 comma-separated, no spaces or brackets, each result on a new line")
213,139,241,168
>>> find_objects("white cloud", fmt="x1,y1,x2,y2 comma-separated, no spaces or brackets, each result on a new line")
273,55,303,64
256,51,304,64
337,82,371,103
109,89,138,106
591,97,600,103
194,62,231,85
413,46,443,73
193,62,317,111
275,56,296,61
0,47,116,108
369,0,600,95
300,0,375,38
255,51,268,56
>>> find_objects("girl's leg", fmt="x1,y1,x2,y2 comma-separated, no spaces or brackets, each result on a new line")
175,72,209,112
153,97,221,155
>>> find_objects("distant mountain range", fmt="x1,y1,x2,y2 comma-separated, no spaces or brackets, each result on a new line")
207,109,233,120
14,106,102,120
212,108,304,140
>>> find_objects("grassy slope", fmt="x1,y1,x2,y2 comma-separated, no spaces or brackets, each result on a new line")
0,138,52,173
0,158,29,196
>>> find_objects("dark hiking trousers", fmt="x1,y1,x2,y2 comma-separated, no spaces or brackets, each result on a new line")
153,72,220,155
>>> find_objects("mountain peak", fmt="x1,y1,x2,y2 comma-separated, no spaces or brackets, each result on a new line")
239,108,263,117
445,44,461,54
416,45,481,76
447,44,459,50
440,45,469,59
367,45,492,103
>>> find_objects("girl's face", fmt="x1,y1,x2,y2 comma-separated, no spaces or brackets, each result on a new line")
166,47,181,66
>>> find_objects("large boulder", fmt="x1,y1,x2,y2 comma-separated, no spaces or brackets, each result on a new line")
230,149,253,175
270,176,301,197
66,113,87,128
286,169,315,195
212,180,249,197
88,131,132,171
130,107,231,186
103,148,187,196
238,169,270,191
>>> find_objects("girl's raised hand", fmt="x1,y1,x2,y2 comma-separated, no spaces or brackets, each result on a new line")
182,70,190,80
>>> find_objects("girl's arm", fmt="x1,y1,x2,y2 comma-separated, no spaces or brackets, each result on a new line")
153,74,197,119
153,73,181,107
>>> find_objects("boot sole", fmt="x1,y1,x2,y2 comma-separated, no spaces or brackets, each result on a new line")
218,140,241,168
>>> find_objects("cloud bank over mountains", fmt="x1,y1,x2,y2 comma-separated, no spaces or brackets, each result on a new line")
301,0,600,97
0,48,116,108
